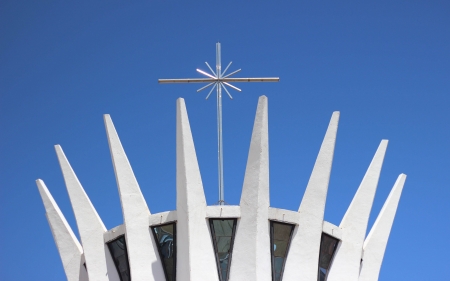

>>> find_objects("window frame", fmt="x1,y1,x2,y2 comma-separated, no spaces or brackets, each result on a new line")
317,232,340,281
151,222,177,281
269,220,295,281
106,234,131,281
209,218,238,281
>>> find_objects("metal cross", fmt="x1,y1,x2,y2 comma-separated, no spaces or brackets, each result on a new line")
158,42,279,205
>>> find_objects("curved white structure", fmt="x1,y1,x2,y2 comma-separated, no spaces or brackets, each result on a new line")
37,96,406,281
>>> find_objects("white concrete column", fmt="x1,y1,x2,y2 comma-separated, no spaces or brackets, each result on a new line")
229,96,271,281
55,146,120,281
283,112,340,280
36,179,89,281
104,115,165,281
327,140,388,281
359,174,406,281
176,98,219,281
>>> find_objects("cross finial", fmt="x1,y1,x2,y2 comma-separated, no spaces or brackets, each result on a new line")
159,43,279,205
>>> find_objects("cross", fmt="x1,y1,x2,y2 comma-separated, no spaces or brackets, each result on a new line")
158,42,279,205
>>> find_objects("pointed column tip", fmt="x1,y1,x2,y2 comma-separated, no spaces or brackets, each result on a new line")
396,173,407,185
177,98,188,115
103,114,115,133
36,179,56,213
36,179,45,192
177,98,186,109
54,144,66,158
36,179,47,192
378,139,389,148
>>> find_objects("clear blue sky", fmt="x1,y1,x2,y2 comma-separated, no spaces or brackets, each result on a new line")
1,1,449,280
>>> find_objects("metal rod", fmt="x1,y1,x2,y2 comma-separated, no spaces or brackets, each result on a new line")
223,82,241,92
158,77,279,83
221,83,234,99
222,68,241,78
197,82,214,92
216,43,225,205
205,62,216,76
158,78,216,83
217,84,225,205
216,43,221,77
196,69,217,79
222,77,279,82
222,61,232,77
205,83,217,100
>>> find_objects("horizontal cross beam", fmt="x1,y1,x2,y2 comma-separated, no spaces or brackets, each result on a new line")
158,77,279,84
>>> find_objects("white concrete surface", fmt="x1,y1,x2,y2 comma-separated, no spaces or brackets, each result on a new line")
38,97,405,281
268,207,300,225
359,174,406,281
327,140,388,281
284,111,339,281
322,221,342,240
79,255,89,281
206,205,241,218
36,179,88,281
176,98,219,281
103,224,126,243
55,146,120,281
149,210,178,226
104,114,165,281
229,96,271,281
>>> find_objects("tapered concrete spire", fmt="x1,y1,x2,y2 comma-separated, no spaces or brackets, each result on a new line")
104,114,164,281
283,111,340,280
359,174,406,281
176,98,219,281
229,96,271,281
327,140,388,281
55,145,119,281
36,179,88,281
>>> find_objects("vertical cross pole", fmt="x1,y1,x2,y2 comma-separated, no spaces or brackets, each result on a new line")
216,43,225,205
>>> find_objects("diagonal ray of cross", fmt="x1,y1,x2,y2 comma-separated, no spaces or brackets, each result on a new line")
158,42,279,205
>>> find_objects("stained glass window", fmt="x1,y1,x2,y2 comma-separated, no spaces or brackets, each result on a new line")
270,221,294,281
209,219,237,281
107,235,131,281
317,233,339,281
152,223,176,281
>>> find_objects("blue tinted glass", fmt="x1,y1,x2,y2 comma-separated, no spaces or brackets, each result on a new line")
317,233,339,281
319,268,327,281
270,221,294,281
209,219,237,281
107,235,131,281
152,223,176,281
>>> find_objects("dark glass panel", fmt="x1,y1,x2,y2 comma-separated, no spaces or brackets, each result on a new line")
107,235,131,281
152,223,176,281
270,221,295,281
209,219,237,281
317,233,339,281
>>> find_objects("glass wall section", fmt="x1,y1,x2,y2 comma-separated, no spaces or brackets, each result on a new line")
209,219,237,281
107,235,131,281
151,223,176,281
317,233,339,281
270,221,294,281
